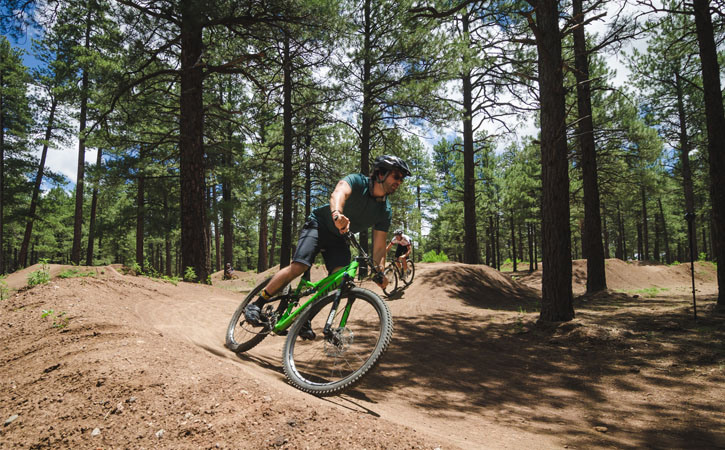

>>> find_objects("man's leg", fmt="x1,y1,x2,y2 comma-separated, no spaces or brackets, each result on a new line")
265,262,309,296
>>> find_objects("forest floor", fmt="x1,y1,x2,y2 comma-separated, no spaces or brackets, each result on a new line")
1,259,724,449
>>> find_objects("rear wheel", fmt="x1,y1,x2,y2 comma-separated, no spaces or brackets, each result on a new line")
401,260,415,286
226,277,289,354
382,264,398,296
282,287,393,396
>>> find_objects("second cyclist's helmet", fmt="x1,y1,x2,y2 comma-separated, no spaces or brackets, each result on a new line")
394,229,403,235
373,155,411,178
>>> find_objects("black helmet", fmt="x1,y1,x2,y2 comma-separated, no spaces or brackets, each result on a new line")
373,155,411,178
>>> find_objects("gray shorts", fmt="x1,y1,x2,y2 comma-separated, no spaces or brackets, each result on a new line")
293,217,351,273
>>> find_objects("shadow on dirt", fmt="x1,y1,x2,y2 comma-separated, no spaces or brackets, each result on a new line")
358,302,725,449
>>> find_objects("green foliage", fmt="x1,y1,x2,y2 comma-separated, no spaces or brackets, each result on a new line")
58,268,96,279
27,259,51,287
41,309,69,329
422,250,448,263
184,266,197,282
0,275,9,301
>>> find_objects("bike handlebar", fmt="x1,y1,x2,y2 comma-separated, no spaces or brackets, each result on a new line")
342,232,385,284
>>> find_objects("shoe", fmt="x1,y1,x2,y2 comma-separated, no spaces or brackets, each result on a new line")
299,320,316,340
244,302,265,327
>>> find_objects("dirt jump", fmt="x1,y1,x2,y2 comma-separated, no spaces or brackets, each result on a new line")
1,259,723,449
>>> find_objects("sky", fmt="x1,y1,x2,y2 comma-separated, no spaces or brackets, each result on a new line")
7,0,650,188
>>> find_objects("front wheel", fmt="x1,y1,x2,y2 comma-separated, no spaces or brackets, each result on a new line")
282,287,393,396
401,260,415,286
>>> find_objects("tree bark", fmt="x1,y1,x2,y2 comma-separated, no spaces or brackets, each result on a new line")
280,32,293,268
510,213,517,271
0,70,4,273
461,12,479,264
693,0,725,307
179,0,210,282
358,0,373,254
675,70,697,260
71,7,93,265
534,0,573,321
573,0,606,292
212,184,221,272
86,147,102,265
257,178,269,272
19,98,57,267
641,185,649,260
658,198,671,263
136,156,144,268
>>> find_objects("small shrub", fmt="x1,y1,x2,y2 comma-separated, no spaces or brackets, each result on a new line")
422,250,449,263
0,275,9,301
28,259,51,287
184,266,197,282
42,309,69,329
129,262,142,275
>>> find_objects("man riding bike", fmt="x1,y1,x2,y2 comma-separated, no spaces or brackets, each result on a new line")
244,155,412,336
385,229,412,277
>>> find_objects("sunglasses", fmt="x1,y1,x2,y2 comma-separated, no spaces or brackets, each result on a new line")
390,172,406,181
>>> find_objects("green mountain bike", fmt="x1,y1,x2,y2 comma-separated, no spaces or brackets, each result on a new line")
225,232,393,396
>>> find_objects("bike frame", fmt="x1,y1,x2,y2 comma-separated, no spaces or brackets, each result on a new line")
270,260,359,333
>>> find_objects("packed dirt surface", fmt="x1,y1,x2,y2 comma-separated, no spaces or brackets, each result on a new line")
1,259,723,449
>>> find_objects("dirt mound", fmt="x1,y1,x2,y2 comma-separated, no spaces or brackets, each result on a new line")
511,258,718,297
4,264,120,291
2,261,723,449
408,262,540,311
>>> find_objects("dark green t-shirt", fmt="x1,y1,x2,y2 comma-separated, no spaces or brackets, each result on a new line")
312,173,392,235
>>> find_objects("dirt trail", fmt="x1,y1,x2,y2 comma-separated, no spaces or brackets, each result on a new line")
1,259,724,449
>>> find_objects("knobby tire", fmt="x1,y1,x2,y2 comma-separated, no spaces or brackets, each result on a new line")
282,287,393,396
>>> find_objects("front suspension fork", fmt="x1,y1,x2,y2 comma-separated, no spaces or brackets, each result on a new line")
322,274,355,340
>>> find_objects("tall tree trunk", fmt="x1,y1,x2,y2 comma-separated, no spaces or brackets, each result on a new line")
602,202,610,259
573,0,606,292
658,198,671,263
640,185,649,260
528,223,534,272
222,172,233,270
257,178,269,272
675,71,697,259
693,0,725,307
637,222,643,261
510,213,517,271
164,189,172,276
269,200,280,268
136,158,145,268
495,214,501,271
71,6,93,265
534,0,573,321
280,33,293,268
213,184,221,272
461,12,479,264
0,70,4,273
359,0,373,254
19,98,57,267
86,147,102,265
654,212,660,262
179,1,210,282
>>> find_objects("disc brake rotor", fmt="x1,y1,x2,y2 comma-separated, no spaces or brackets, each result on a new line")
323,327,354,357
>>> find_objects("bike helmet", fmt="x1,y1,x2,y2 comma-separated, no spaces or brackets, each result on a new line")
373,155,411,178
394,229,403,235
